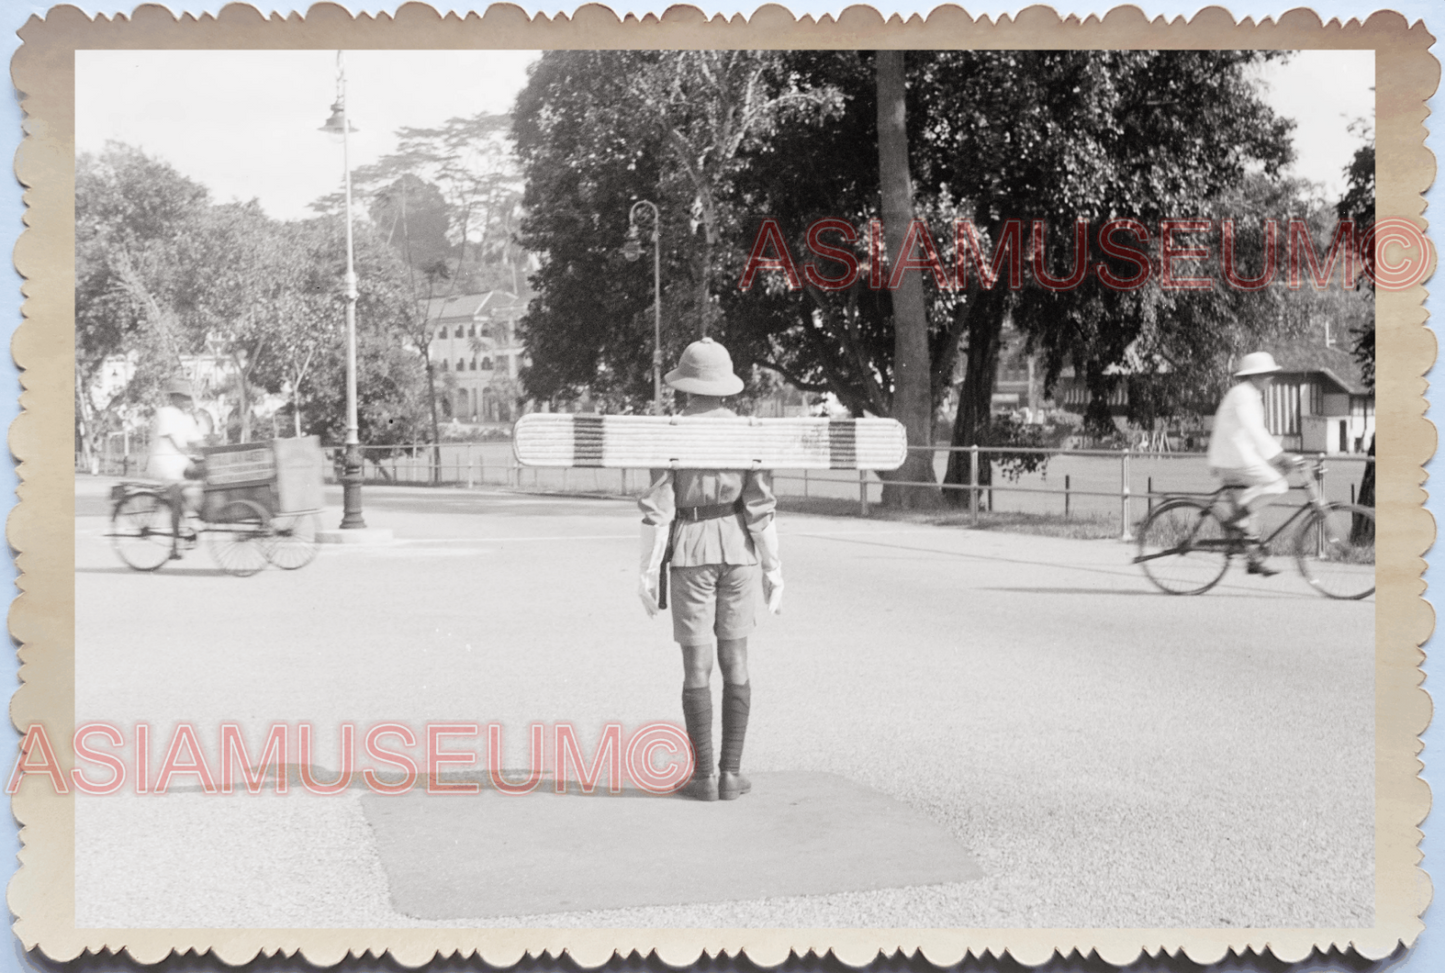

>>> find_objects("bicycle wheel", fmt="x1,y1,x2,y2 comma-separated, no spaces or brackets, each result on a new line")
1294,503,1375,600
264,512,320,570
1134,499,1231,595
207,499,271,577
111,491,175,571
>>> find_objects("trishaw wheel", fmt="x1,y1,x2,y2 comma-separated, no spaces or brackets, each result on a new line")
207,499,271,577
264,512,321,570
111,491,174,571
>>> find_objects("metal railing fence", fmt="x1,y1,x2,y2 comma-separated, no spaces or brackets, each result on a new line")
84,440,1374,541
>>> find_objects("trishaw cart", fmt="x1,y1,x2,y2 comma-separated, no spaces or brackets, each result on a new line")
201,436,325,573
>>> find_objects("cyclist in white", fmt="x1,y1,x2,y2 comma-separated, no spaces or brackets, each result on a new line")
1207,351,1301,576
147,378,205,559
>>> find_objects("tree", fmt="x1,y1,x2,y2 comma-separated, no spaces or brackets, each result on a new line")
369,173,453,274
913,50,1293,500
1337,119,1375,387
1337,119,1375,509
77,142,432,461
728,51,1294,501
513,50,839,407
350,113,525,470
513,50,1296,507
876,51,939,506
75,143,211,461
173,199,294,442
261,216,429,449
513,51,681,409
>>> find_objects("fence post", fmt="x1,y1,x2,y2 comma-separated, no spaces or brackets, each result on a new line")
969,445,979,526
859,470,869,517
1316,458,1326,502
803,468,809,499
1119,447,1133,541
1147,476,1153,518
466,444,475,489
1065,474,1071,519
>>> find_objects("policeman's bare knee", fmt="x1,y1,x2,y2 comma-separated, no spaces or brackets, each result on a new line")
717,638,749,685
681,643,713,688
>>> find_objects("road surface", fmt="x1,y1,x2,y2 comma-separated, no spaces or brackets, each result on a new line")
72,475,1374,929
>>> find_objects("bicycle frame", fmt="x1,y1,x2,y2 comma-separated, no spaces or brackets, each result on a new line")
1200,462,1336,556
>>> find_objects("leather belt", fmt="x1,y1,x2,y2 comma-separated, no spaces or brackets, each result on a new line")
675,500,744,522
659,500,745,609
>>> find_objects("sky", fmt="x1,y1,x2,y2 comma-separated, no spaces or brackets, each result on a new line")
74,48,1375,222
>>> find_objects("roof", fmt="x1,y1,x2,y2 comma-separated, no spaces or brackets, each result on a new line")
1260,336,1370,395
424,291,528,323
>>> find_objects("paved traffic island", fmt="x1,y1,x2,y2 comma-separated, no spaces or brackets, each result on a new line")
360,772,981,919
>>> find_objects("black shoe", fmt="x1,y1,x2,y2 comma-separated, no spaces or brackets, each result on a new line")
1246,559,1278,577
681,775,718,802
718,771,752,801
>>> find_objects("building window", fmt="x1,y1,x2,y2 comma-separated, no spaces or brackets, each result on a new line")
468,325,476,338
439,359,448,371
437,328,446,340
469,359,477,371
482,357,493,371
455,326,465,338
457,359,466,371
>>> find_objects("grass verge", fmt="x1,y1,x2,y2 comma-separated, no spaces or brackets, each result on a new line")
774,495,1121,540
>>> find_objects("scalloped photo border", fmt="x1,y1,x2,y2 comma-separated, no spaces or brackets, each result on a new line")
7,3,1437,967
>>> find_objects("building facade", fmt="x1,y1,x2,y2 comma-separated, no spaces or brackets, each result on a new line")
424,291,529,424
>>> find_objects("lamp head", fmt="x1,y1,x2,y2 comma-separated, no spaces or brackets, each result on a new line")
622,223,643,262
319,101,357,138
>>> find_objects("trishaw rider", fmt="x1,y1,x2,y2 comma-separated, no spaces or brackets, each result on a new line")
148,378,206,558
638,338,785,802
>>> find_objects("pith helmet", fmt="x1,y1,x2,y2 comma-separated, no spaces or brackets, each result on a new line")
664,337,745,396
1234,352,1282,377
163,378,195,398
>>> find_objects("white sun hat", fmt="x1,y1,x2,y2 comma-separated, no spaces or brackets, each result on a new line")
664,337,745,396
1234,352,1283,377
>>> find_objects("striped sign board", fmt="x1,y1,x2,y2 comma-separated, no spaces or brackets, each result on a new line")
512,414,908,471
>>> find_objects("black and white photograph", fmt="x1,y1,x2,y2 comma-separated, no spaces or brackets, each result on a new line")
5,4,1436,966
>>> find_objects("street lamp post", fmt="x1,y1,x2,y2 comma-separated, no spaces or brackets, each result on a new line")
320,51,365,529
623,200,662,414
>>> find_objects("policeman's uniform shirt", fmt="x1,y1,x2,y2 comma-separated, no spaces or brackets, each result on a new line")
147,404,202,481
637,404,777,567
1207,380,1283,473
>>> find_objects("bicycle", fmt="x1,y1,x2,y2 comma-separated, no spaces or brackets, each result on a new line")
109,481,279,577
1132,457,1375,599
108,438,324,577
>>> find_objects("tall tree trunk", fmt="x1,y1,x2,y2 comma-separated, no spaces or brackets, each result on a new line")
944,289,1006,507
1354,433,1376,542
875,50,940,509
75,363,98,473
232,351,251,444
1357,433,1375,506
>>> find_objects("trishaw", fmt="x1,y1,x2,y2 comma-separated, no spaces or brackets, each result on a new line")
108,436,326,577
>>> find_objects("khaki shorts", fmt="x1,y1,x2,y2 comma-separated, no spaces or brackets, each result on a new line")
669,563,758,647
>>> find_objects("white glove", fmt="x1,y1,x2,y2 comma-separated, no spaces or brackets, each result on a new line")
639,522,669,617
753,520,784,614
